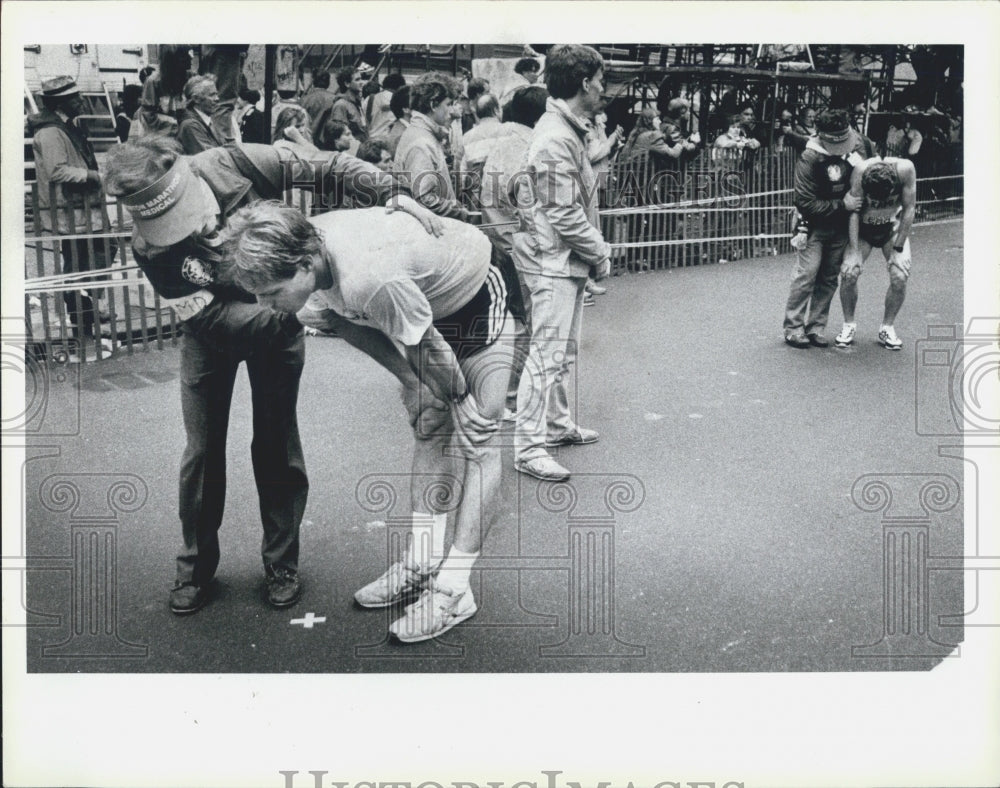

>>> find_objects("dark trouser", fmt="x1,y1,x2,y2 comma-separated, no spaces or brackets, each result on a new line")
60,237,116,338
783,229,848,335
175,298,308,587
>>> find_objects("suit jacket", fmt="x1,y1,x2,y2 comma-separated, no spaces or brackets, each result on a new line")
178,108,226,155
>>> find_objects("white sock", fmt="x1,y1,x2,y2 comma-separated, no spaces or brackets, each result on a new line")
407,512,447,571
435,546,479,593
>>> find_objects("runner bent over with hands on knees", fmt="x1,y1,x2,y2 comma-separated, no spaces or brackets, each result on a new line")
219,201,513,643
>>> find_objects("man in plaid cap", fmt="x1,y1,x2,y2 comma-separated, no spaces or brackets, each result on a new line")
28,76,116,340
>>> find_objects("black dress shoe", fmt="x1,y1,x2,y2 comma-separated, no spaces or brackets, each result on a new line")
784,332,811,349
266,566,302,608
169,582,208,615
807,333,830,348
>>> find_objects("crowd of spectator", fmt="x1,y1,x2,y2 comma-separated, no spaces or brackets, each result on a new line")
26,45,966,639
31,47,965,345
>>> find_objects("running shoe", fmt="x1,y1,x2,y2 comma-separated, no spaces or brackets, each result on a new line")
878,326,903,350
390,583,477,643
354,561,431,608
835,323,857,348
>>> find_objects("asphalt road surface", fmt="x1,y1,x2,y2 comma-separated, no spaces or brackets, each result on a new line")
22,219,966,673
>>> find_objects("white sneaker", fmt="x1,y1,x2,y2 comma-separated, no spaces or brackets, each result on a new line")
878,326,903,350
390,583,477,642
515,455,571,481
835,323,857,348
354,561,433,608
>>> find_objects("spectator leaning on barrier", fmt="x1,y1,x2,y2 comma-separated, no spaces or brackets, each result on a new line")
28,75,116,340
782,108,864,349
395,72,470,220
793,106,817,139
102,134,442,617
775,106,808,153
513,44,611,483
658,99,701,167
620,107,660,162
713,112,758,147
177,75,227,155
737,103,770,152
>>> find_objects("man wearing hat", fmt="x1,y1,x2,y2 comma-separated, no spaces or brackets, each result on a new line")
103,135,443,615
28,75,115,340
782,108,864,349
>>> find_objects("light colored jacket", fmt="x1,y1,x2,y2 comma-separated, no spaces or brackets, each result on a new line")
394,112,467,219
480,122,533,255
520,98,610,278
30,111,109,235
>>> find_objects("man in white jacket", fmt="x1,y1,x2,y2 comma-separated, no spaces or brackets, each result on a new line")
513,45,611,482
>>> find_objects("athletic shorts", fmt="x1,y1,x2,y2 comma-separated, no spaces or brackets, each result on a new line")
859,221,894,249
433,264,509,362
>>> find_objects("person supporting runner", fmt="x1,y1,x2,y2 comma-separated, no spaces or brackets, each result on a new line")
104,136,441,616
782,109,865,349
835,156,917,350
219,201,513,643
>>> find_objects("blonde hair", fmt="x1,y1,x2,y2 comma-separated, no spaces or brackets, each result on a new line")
218,201,325,291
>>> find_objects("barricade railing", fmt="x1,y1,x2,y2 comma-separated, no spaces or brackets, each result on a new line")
23,145,963,365
24,182,178,366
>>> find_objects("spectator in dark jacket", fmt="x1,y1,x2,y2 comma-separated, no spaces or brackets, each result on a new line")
177,75,226,154
330,66,368,142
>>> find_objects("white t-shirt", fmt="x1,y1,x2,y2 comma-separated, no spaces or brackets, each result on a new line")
304,208,492,346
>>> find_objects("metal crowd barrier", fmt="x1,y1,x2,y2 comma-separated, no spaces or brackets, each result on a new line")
23,146,963,365
24,183,178,366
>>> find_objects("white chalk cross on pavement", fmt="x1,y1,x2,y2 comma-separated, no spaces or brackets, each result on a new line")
290,612,326,629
